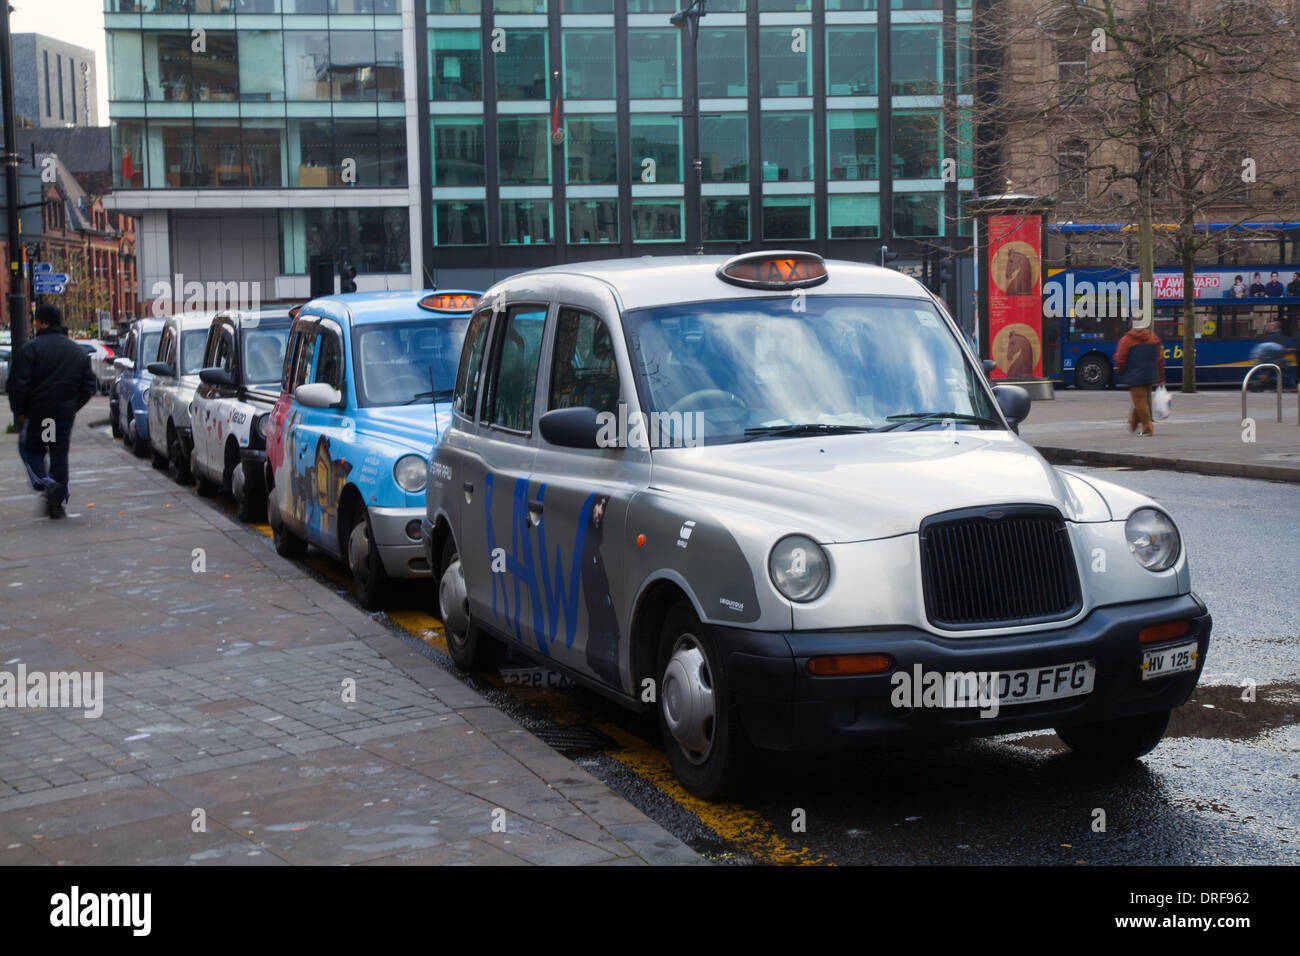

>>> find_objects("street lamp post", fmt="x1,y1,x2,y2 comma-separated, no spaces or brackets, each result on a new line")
671,0,706,255
0,0,26,351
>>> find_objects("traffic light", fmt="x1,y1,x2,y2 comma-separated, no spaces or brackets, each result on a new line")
341,265,357,294
879,245,900,268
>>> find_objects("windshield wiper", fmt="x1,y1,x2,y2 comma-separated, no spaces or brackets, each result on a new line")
741,423,875,441
402,388,455,405
876,411,1003,432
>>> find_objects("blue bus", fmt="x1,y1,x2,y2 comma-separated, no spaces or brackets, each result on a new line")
1046,266,1300,388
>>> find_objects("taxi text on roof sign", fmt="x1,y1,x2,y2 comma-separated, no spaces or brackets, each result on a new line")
718,251,829,290
420,293,480,313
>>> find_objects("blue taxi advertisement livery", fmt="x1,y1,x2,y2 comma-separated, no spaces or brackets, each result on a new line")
265,291,478,608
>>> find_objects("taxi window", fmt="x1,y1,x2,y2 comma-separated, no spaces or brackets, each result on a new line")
158,328,175,366
548,308,620,417
243,327,291,386
122,329,137,364
487,305,547,433
180,330,208,375
211,328,234,373
314,326,345,390
141,331,162,364
292,325,319,390
453,309,492,420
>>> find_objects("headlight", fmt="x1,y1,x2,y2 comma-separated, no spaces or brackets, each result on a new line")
1125,508,1180,571
394,454,427,493
769,534,830,602
255,413,269,440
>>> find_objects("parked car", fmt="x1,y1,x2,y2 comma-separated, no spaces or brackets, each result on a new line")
146,312,217,483
75,339,117,394
422,252,1212,799
188,308,294,521
110,318,166,454
0,345,9,393
265,290,479,608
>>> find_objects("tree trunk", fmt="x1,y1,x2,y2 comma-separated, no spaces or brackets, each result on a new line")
1180,248,1197,393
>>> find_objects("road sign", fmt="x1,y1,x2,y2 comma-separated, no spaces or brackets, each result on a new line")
33,262,70,295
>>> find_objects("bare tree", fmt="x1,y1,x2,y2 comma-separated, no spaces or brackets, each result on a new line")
967,0,1300,391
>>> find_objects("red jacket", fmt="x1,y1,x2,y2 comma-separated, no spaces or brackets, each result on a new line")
1115,328,1165,386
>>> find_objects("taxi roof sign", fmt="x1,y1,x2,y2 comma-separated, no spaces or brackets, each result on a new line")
718,251,828,290
419,292,480,313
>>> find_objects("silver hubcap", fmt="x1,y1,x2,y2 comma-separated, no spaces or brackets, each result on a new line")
439,555,470,644
662,635,715,765
348,519,371,587
231,462,245,502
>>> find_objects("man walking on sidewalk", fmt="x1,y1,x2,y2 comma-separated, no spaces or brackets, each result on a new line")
1115,320,1166,437
7,305,97,518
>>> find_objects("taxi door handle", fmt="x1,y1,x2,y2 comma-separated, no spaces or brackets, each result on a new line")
527,500,543,526
462,481,473,493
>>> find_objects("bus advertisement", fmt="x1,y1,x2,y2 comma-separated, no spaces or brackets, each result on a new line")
1045,266,1300,388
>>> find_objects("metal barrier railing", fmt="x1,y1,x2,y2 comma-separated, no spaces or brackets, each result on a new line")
1241,363,1286,424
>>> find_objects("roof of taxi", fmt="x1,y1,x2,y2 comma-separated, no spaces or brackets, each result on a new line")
299,289,481,325
514,256,933,311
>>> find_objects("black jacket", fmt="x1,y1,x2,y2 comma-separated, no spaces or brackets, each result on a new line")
7,327,97,422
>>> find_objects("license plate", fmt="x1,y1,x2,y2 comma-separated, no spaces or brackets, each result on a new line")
1141,641,1198,681
939,660,1095,708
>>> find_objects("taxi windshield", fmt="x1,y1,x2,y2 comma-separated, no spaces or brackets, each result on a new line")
141,332,162,364
623,295,999,445
351,317,469,407
241,325,291,385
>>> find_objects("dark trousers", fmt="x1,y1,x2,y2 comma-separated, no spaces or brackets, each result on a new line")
19,416,73,501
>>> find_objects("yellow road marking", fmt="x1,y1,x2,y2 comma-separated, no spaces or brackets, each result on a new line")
595,721,827,866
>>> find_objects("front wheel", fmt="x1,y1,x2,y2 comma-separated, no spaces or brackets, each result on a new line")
109,405,123,439
347,503,389,610
1055,708,1171,763
1075,355,1113,390
438,537,500,671
232,460,266,523
657,601,746,800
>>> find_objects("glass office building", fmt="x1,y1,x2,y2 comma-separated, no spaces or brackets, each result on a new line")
102,0,419,306
420,0,975,301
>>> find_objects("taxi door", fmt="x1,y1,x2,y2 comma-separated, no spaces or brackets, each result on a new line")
192,318,236,482
529,304,650,695
292,318,351,555
460,301,549,655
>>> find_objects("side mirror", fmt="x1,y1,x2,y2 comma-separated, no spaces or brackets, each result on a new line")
199,367,236,387
982,359,997,376
539,406,601,449
147,362,175,377
295,382,343,409
993,384,1032,433
113,357,135,371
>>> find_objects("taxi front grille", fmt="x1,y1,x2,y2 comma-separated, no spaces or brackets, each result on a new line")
919,506,1081,630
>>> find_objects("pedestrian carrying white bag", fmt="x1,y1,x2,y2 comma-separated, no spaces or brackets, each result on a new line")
1152,385,1172,421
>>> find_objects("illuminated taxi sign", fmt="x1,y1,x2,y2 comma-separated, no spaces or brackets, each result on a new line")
718,251,829,290
419,293,480,313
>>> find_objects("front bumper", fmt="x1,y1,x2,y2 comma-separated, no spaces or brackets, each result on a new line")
716,593,1211,752
369,506,432,578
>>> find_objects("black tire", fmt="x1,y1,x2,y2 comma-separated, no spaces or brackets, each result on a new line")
1075,355,1113,390
271,503,309,559
167,429,192,485
438,537,500,671
656,601,746,800
347,502,389,610
109,404,122,439
232,460,266,523
129,421,150,458
1056,708,1171,763
150,438,168,470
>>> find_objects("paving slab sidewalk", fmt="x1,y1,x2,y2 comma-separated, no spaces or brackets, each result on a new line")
0,399,699,865
1020,388,1300,482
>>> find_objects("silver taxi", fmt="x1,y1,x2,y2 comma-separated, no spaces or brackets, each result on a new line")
422,252,1211,799
147,311,217,484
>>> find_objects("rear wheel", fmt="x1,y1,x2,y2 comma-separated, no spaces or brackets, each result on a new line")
167,429,192,485
657,601,746,800
109,403,122,439
347,502,389,610
232,460,266,523
1056,709,1171,762
438,537,500,671
270,500,308,559
1076,355,1112,390
129,420,149,458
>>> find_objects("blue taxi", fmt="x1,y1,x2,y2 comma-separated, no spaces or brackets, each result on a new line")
111,317,166,457
265,290,478,608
